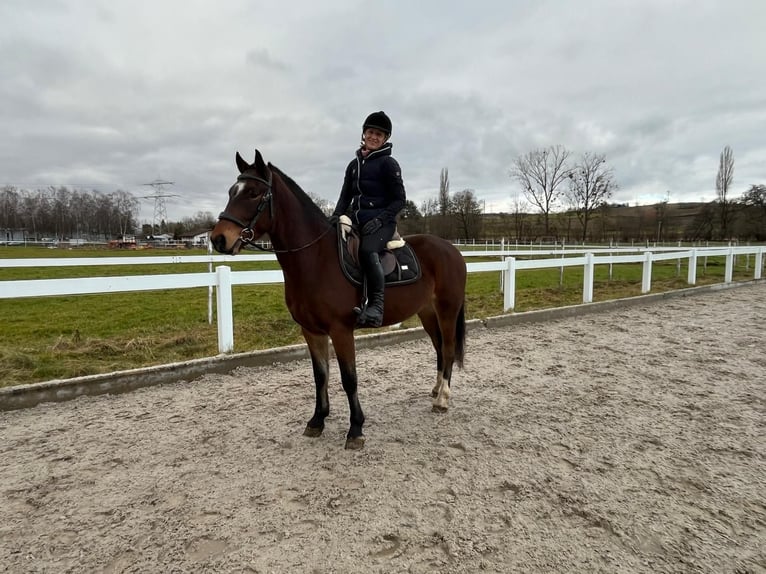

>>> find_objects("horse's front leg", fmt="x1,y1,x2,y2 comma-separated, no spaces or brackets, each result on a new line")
301,329,330,438
330,328,365,450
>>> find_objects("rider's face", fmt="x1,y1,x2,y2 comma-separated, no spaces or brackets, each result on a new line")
362,128,388,151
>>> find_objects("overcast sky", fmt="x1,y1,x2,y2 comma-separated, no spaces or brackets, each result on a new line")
2,0,764,223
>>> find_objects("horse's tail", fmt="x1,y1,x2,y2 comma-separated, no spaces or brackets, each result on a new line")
454,302,466,369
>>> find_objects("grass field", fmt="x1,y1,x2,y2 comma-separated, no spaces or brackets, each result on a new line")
0,245,758,388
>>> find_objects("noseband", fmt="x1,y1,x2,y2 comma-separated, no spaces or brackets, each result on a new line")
217,172,274,248
217,170,334,253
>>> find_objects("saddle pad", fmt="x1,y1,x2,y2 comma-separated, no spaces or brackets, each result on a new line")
337,224,422,287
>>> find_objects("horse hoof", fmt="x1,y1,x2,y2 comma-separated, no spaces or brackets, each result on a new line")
303,425,324,438
345,436,365,450
432,405,449,413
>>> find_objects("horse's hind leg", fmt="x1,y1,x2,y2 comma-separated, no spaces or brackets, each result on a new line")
302,329,331,437
418,307,451,412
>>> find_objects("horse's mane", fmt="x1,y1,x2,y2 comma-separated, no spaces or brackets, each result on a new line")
269,163,328,222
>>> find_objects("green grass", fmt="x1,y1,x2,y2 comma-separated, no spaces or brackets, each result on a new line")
0,246,759,387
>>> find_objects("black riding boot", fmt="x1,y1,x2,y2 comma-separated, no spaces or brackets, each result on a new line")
356,253,385,328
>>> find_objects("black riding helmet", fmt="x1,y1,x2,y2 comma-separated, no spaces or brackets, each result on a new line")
362,111,392,136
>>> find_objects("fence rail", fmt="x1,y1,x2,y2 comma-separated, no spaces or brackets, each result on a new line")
1,246,763,353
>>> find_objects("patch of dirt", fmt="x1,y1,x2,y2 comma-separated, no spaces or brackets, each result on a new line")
1,284,764,573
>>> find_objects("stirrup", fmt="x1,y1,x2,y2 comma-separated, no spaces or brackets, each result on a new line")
354,302,369,326
356,310,382,328
354,278,369,317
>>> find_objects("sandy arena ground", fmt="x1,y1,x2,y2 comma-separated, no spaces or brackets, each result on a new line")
1,283,764,573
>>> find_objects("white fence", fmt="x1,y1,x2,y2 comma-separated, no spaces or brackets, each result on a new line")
1,246,763,353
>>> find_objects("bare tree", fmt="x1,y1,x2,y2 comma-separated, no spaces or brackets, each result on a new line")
438,168,450,216
1,186,20,230
567,153,617,242
398,200,424,234
306,192,334,216
112,190,140,236
686,202,717,241
741,184,766,209
510,145,571,236
716,145,734,239
654,191,670,243
510,191,529,241
420,197,439,234
450,189,483,241
3,186,141,240
740,184,766,240
428,168,454,238
179,211,217,232
421,197,439,217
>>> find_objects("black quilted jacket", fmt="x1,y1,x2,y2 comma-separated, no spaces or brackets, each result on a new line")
333,143,406,226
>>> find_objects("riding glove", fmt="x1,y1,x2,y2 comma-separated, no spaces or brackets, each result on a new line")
361,218,382,235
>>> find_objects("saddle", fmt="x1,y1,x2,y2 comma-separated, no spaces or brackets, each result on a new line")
337,215,421,286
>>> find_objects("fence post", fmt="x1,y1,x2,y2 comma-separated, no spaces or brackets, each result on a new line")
583,252,594,304
499,249,505,292
641,251,653,293
608,250,613,281
755,247,763,280
725,247,734,283
207,239,214,325
559,250,565,286
503,256,516,312
687,248,697,285
216,265,234,353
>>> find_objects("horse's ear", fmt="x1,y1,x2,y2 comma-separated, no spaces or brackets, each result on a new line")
254,149,267,175
235,151,249,174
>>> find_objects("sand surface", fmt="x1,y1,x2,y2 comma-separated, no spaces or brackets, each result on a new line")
1,283,765,573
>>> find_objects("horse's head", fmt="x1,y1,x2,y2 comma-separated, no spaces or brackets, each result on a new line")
211,149,274,254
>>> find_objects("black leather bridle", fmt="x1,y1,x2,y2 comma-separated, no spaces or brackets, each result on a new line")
217,172,274,248
217,170,334,253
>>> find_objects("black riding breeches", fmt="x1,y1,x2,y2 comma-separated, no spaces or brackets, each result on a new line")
358,222,396,271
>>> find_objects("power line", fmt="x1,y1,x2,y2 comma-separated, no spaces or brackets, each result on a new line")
139,179,179,235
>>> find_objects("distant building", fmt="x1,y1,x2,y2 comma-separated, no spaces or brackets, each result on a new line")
146,233,174,246
179,229,211,247
1,228,26,244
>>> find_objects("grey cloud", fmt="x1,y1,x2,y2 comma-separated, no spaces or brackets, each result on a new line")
2,0,765,223
245,48,290,72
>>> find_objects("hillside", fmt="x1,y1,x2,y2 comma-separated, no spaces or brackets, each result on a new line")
476,202,712,242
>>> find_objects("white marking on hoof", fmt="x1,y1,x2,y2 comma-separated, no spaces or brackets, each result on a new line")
432,375,450,411
431,372,444,398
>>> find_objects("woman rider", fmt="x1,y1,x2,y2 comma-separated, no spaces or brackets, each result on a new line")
331,111,406,328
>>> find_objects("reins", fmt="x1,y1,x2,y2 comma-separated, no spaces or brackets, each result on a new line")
217,170,334,254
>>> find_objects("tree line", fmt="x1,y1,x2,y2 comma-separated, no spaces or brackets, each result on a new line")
398,144,764,243
395,145,618,241
1,186,139,241
2,145,763,243
0,185,219,241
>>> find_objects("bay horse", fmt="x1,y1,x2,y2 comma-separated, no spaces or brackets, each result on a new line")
210,150,467,449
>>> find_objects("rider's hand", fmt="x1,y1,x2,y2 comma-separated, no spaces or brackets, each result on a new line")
361,218,382,235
